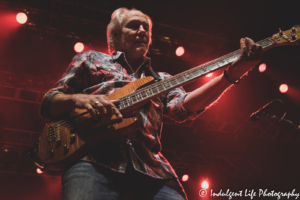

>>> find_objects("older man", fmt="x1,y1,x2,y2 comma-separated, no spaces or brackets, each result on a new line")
40,7,262,200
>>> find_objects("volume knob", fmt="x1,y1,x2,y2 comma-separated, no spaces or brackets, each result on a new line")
63,144,69,154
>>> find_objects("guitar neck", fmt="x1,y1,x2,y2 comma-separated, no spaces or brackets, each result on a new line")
117,37,275,111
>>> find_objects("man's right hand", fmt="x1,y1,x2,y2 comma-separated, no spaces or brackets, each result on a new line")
71,94,123,121
49,93,123,122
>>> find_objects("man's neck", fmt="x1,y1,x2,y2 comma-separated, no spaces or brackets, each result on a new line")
125,56,145,72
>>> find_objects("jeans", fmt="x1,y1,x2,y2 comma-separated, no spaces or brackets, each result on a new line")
61,161,187,200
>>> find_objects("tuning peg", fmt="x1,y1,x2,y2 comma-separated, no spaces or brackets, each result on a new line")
292,34,296,40
279,28,283,36
292,27,296,33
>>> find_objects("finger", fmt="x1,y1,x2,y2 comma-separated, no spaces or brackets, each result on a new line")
240,38,246,50
101,100,113,119
112,105,123,118
239,38,248,58
111,99,123,118
86,103,98,120
95,103,106,121
245,37,255,51
111,99,120,105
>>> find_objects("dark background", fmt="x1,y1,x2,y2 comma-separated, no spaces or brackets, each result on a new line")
0,0,300,199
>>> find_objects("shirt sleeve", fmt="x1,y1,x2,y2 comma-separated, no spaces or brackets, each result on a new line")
40,52,90,120
159,72,204,123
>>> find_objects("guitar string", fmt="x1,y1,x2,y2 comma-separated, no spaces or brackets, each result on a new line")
118,37,273,106
49,38,274,130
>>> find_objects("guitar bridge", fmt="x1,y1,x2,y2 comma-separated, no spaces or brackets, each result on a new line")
47,124,60,142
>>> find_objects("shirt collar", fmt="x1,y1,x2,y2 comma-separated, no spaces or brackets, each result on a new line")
112,51,151,73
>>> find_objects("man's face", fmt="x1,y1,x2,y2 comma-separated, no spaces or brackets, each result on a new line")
117,11,150,59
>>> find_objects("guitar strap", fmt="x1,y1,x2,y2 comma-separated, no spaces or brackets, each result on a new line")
145,67,162,82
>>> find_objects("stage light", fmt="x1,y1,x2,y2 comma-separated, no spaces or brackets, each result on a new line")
36,168,44,174
206,73,213,77
176,46,185,57
16,12,27,24
201,181,209,189
259,63,267,72
279,84,288,93
74,42,84,53
182,174,189,182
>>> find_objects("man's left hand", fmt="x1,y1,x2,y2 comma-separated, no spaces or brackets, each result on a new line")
226,37,263,81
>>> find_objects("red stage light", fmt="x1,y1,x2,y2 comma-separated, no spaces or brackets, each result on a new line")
279,84,288,93
176,46,185,57
201,181,209,189
16,12,27,24
36,168,44,174
259,63,267,72
74,42,84,53
206,73,213,77
181,174,189,182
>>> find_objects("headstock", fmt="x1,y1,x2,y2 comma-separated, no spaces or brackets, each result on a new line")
271,25,300,46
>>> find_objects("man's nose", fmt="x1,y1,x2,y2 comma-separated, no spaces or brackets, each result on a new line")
137,25,146,35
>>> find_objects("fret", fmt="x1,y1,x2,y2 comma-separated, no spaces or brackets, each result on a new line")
146,89,153,96
129,96,134,105
155,85,160,93
216,58,228,67
137,92,143,100
197,67,206,76
208,62,218,71
170,78,178,86
259,38,274,48
141,90,148,98
177,75,185,83
160,82,166,90
163,81,171,89
126,97,130,106
150,88,154,95
174,77,179,85
152,85,158,94
226,54,239,63
135,94,139,102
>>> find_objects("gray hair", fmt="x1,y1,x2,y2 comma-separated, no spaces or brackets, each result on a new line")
106,8,152,54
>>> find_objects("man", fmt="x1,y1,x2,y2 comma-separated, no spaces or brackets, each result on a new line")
40,8,262,200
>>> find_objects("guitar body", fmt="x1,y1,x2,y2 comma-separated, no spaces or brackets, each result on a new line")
38,76,155,169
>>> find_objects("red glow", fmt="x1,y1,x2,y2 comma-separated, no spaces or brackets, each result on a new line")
201,181,209,189
279,84,288,93
182,174,189,182
36,168,44,174
206,73,213,77
259,63,267,72
16,12,27,24
74,42,84,53
176,46,185,57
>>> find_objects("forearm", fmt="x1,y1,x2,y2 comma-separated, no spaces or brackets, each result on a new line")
183,73,232,112
49,93,76,118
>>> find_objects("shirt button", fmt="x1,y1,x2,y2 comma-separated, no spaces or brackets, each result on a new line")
127,139,132,146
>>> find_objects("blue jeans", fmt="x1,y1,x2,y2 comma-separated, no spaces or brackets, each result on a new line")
61,161,187,200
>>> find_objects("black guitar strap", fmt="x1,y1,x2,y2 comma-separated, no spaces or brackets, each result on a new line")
147,68,162,82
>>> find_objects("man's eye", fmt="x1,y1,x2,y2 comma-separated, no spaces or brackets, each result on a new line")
130,24,139,29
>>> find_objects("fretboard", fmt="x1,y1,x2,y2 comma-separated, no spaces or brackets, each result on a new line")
118,37,275,110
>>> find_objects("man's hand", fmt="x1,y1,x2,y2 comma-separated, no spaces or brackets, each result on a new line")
226,37,263,80
71,94,123,121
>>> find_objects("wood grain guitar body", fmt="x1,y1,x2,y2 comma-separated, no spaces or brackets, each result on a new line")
38,76,155,169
